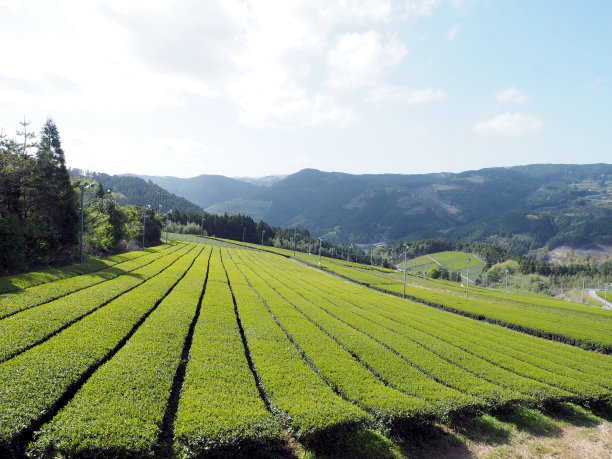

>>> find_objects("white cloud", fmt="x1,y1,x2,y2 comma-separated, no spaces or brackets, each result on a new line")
495,86,526,104
367,86,446,104
586,77,605,89
473,112,542,136
403,0,441,16
326,31,407,90
447,25,459,41
228,76,355,128
0,0,21,9
0,0,444,132
322,0,395,24
63,129,214,177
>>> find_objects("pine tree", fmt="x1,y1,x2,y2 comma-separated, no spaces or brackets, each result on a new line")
15,116,37,156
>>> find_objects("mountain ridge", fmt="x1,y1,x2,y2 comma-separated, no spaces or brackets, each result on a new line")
117,164,612,254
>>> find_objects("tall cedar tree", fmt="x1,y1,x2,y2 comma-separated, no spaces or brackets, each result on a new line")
34,118,79,255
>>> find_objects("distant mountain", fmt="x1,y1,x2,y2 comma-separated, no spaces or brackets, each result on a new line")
132,174,257,209
232,175,287,187
70,169,204,215
203,164,612,253
107,164,612,254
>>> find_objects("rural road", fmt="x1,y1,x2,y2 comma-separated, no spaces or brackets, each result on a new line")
588,289,612,310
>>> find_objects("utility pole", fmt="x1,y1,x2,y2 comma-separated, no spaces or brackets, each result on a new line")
582,278,585,303
521,275,524,298
78,183,91,263
505,269,509,302
293,227,297,256
201,218,205,236
142,204,150,249
165,210,172,243
243,227,246,242
466,258,471,299
143,206,146,249
261,229,265,247
318,237,323,268
403,243,409,299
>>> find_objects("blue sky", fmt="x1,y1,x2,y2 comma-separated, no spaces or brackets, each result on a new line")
0,0,610,178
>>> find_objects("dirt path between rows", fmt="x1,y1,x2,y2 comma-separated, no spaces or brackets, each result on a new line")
588,289,612,310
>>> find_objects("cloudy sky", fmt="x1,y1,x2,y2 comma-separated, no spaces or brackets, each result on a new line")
1,0,610,178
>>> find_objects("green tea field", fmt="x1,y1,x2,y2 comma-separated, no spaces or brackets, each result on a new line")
1,239,611,458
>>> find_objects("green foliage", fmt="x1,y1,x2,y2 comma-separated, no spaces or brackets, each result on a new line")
0,119,78,273
0,247,165,319
235,249,611,412
0,251,138,294
428,266,441,279
225,253,369,439
0,245,186,362
488,260,521,276
312,255,612,352
0,242,609,457
0,243,199,452
173,249,282,455
34,119,79,256
69,169,204,215
29,246,209,457
234,250,477,419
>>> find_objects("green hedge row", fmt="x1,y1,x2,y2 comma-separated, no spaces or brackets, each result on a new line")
320,260,612,352
173,248,281,456
335,280,612,380
0,248,154,294
271,253,611,407
224,251,370,440
0,243,182,319
241,250,609,408
0,244,200,455
28,245,210,458
232,250,438,428
0,243,197,362
236,250,520,408
236,250,483,419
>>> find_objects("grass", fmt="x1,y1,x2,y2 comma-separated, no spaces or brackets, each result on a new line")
295,403,612,458
393,251,485,274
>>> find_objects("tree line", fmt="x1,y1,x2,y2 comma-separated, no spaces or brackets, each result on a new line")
1,118,79,273
0,119,165,275
391,239,612,277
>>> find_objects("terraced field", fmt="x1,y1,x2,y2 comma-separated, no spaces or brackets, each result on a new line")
195,236,612,352
313,260,612,352
1,240,610,457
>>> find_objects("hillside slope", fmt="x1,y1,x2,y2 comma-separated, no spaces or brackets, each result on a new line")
205,164,612,252
70,170,204,214
134,174,257,209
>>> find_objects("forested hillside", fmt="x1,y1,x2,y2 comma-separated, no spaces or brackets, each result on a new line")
200,165,612,253
70,170,204,215
133,174,257,209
